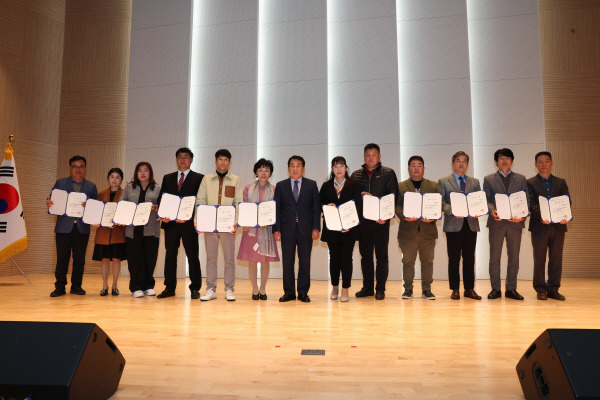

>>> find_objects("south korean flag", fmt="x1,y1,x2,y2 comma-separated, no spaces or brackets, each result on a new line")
0,141,27,262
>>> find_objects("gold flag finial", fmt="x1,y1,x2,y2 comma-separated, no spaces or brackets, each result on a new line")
5,135,14,161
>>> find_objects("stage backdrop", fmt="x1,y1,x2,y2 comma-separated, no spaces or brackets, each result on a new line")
126,0,546,282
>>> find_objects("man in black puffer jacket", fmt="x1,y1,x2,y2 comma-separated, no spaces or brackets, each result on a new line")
350,143,399,300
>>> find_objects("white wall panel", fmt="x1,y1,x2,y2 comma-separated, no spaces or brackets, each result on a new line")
467,0,545,283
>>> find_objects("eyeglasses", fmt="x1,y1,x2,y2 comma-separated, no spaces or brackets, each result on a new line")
71,165,86,170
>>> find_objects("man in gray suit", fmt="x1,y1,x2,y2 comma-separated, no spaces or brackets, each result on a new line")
483,148,528,300
439,151,482,300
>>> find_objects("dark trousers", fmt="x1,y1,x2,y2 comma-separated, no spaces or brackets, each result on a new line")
328,241,355,288
358,222,389,291
55,224,89,290
446,219,477,290
127,234,159,292
281,224,312,295
163,222,202,291
532,227,565,293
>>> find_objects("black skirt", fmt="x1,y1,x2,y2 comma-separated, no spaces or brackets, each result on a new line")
92,243,127,261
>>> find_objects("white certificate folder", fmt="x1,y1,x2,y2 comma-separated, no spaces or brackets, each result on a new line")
362,194,395,221
81,199,118,227
237,201,276,227
539,195,572,223
402,192,442,220
495,191,529,220
157,193,196,221
48,189,87,218
449,191,488,218
195,205,236,233
323,200,360,231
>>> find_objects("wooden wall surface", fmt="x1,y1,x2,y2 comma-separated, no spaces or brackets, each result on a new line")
539,0,600,276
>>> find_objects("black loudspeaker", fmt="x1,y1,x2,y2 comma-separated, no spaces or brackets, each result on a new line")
516,329,600,399
0,321,125,400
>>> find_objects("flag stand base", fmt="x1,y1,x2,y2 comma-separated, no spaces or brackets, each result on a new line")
10,257,30,283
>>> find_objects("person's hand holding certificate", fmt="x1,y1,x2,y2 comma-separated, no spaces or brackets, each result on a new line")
323,200,359,231
403,192,442,220
539,195,572,223
238,201,276,227
363,194,395,221
450,191,487,218
495,191,529,220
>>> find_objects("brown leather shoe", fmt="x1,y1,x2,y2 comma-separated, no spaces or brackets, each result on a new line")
464,289,482,300
547,291,565,301
451,290,460,300
537,291,548,300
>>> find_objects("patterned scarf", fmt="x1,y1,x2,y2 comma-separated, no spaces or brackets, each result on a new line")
248,180,276,257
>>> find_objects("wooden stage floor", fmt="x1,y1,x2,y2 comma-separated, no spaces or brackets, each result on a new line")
1,274,599,399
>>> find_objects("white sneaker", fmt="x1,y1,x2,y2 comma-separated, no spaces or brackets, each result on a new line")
132,290,144,298
225,289,236,301
200,288,217,301
143,289,156,296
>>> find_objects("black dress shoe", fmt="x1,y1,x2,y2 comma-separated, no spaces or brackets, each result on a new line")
375,290,385,300
487,289,502,299
100,289,108,296
70,287,86,295
111,288,119,296
157,289,176,298
298,293,311,303
191,290,200,299
505,290,524,300
259,293,267,300
451,290,460,300
464,289,482,300
252,293,260,300
50,288,66,297
279,293,296,302
355,288,374,297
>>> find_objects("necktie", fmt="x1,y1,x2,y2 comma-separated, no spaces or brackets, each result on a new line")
293,180,299,202
459,176,466,192
178,172,184,192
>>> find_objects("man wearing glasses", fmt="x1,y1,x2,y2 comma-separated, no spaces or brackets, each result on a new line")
156,147,204,299
46,156,98,297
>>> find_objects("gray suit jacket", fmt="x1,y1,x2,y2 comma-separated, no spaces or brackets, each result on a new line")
438,174,481,233
482,171,528,230
121,182,161,239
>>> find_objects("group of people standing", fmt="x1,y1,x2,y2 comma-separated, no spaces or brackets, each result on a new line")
46,143,570,303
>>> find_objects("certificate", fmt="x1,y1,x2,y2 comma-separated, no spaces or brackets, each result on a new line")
323,201,360,231
467,191,488,217
216,205,236,232
195,205,217,232
495,191,529,220
539,195,572,223
176,196,196,221
113,201,137,226
132,202,152,226
157,193,181,220
450,191,488,218
257,200,276,226
101,202,118,227
363,193,395,221
65,192,87,218
82,199,104,225
238,201,277,227
403,192,442,220
48,189,68,215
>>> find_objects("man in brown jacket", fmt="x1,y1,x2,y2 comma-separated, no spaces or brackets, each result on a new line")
395,155,441,300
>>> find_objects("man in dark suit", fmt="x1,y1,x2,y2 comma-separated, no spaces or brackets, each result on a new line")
46,156,98,297
273,155,320,303
483,148,528,300
527,151,570,301
438,151,482,300
156,147,204,299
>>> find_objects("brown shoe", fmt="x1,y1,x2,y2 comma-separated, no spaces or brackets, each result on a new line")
547,291,565,301
464,289,482,300
451,290,460,300
537,291,548,300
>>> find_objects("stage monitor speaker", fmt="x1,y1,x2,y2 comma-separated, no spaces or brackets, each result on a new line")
0,321,125,400
516,329,600,400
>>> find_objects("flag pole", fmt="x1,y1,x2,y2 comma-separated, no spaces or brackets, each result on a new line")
10,256,30,283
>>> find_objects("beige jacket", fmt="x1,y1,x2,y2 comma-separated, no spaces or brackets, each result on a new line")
196,172,243,221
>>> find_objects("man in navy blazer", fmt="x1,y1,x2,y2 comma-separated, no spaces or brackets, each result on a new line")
46,156,98,297
273,156,320,302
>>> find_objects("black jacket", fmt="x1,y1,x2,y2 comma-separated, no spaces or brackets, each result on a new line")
319,178,362,243
350,163,399,226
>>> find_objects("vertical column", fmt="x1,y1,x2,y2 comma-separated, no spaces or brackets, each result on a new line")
257,0,328,183
189,0,258,185
328,0,399,177
467,0,545,279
